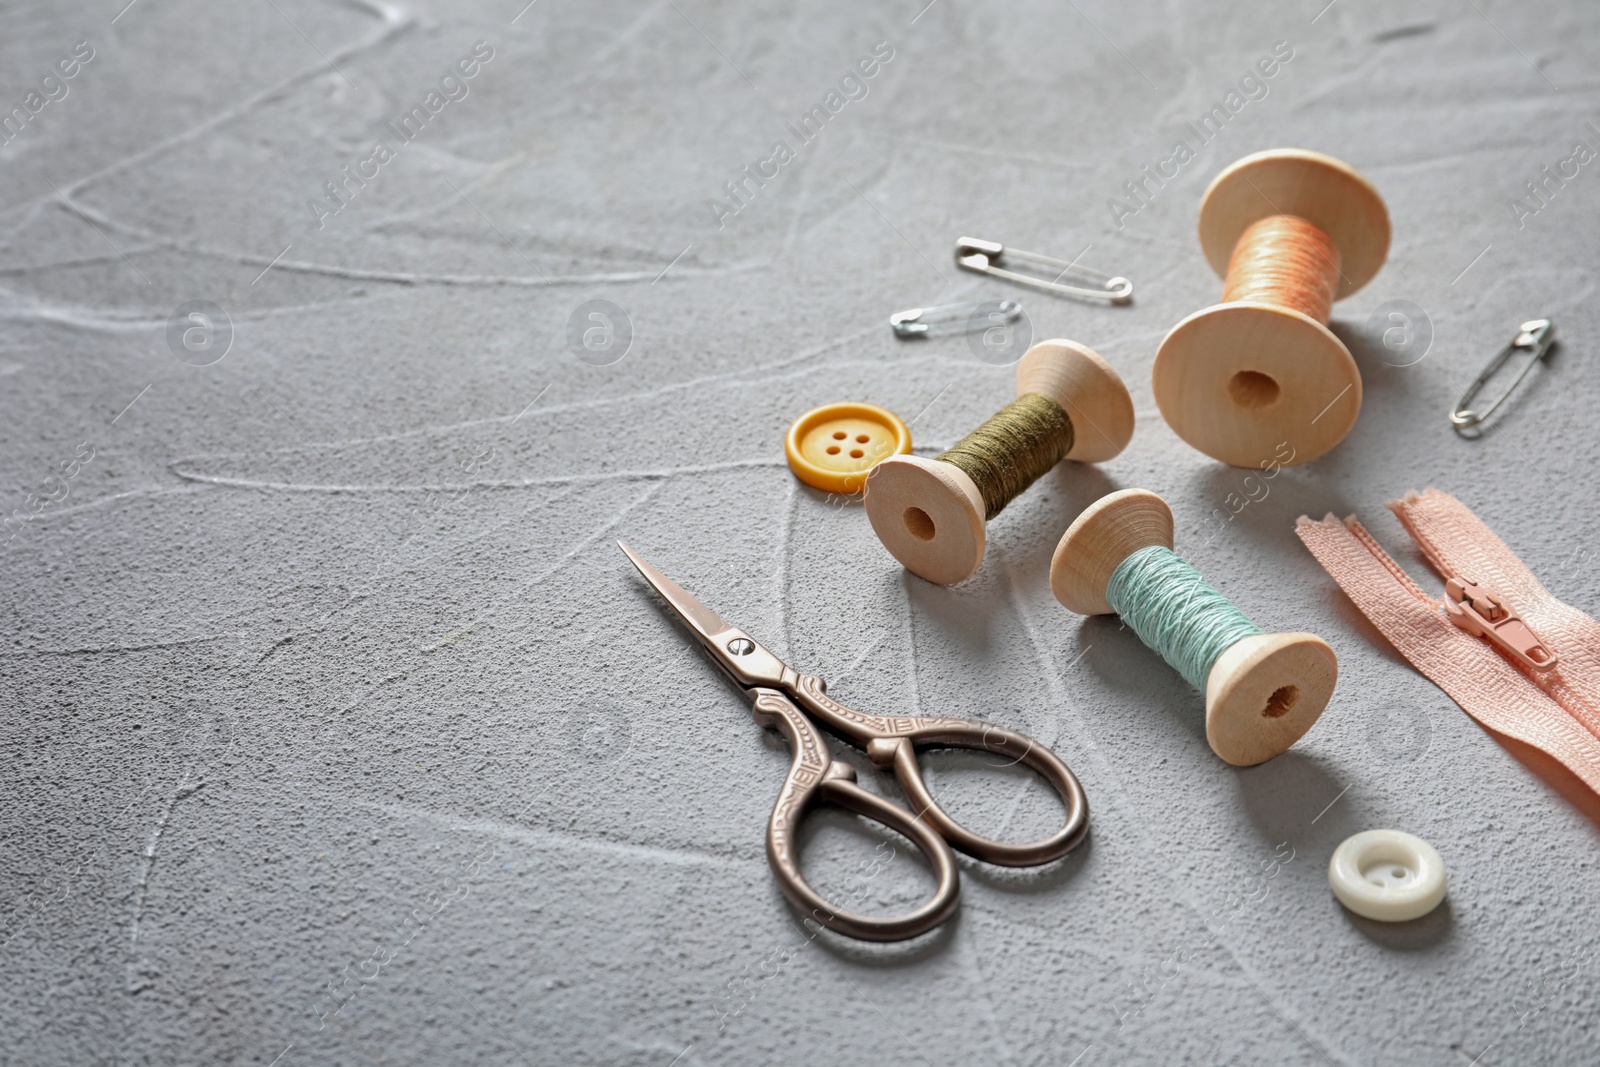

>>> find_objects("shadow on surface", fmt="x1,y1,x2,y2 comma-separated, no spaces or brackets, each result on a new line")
797,481,863,509
960,827,1092,895
1494,732,1600,835
901,566,998,657
799,891,963,969
1235,748,1347,844
1078,613,1206,748
1195,464,1357,554
1339,895,1453,950
1002,459,1121,590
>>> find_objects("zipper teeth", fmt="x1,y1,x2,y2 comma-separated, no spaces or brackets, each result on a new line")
1391,491,1600,739
1343,516,1433,605
1385,496,1450,577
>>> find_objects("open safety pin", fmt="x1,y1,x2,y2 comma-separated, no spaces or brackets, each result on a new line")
1449,319,1555,431
890,298,1022,338
955,237,1133,304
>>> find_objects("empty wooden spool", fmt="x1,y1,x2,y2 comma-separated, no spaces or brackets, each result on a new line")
1152,149,1390,467
864,340,1134,586
1050,489,1336,765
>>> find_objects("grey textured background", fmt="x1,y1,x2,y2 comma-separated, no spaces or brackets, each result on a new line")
3,0,1599,1064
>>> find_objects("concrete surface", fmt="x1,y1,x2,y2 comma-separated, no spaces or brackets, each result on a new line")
3,1,1599,1064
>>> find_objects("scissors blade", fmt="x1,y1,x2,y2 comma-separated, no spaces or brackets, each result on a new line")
617,541,790,690
618,541,734,639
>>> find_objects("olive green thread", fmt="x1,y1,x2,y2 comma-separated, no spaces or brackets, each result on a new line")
1105,545,1264,691
936,392,1074,519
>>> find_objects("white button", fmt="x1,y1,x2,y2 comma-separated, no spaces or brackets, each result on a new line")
1328,829,1447,922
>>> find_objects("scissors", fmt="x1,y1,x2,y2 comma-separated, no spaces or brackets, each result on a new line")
620,542,1089,942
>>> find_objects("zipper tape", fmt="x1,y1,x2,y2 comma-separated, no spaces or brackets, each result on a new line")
1296,489,1600,798
1387,489,1600,730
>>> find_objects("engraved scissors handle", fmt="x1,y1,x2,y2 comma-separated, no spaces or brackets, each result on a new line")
750,688,960,942
616,543,1084,916
790,674,1089,867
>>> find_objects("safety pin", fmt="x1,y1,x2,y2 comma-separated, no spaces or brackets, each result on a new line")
890,298,1022,339
1450,319,1555,431
955,237,1133,304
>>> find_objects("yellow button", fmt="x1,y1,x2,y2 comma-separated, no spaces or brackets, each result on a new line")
785,402,912,494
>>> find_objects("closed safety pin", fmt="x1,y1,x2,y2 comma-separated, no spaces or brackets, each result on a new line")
955,237,1133,304
890,298,1022,338
1449,319,1555,431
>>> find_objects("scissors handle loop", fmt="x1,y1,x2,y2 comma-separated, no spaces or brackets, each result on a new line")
880,725,1088,866
793,675,1089,867
752,689,960,942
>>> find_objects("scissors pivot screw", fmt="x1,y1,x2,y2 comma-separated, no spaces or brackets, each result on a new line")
727,637,755,655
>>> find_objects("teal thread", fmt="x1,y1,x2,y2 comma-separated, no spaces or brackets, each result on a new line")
1104,545,1264,691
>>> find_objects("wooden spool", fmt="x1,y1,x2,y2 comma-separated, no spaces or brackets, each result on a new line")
1152,149,1390,468
1049,489,1336,765
864,340,1134,586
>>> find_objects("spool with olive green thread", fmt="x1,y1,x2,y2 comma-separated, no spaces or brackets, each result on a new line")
1049,488,1338,766
936,391,1075,520
863,340,1135,586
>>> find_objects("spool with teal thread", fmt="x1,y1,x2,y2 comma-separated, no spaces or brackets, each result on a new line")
1106,545,1267,691
1049,489,1336,766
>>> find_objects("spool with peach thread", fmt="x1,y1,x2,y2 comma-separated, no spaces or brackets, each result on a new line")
1152,148,1391,468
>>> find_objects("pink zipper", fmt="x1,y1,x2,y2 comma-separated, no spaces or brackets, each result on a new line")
1296,489,1600,798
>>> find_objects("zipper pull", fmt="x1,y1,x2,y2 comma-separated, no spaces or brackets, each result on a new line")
1444,576,1558,672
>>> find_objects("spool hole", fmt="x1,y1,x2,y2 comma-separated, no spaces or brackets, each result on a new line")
1262,685,1299,719
903,507,936,541
1228,370,1280,409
